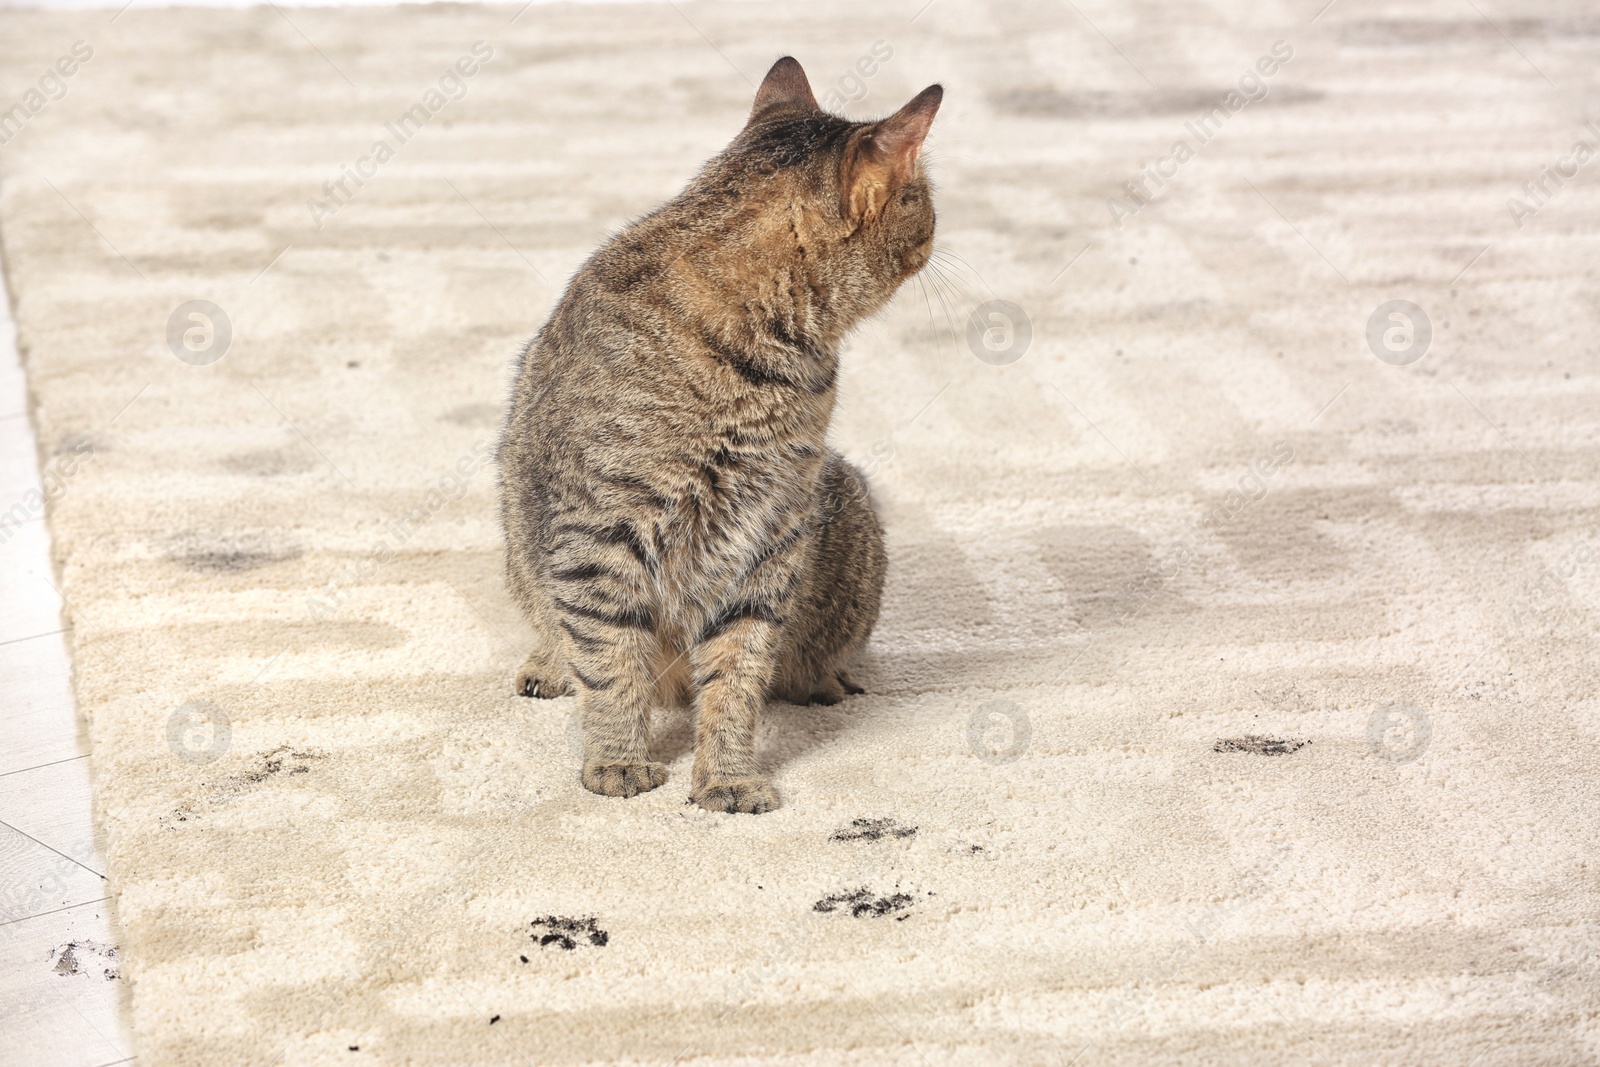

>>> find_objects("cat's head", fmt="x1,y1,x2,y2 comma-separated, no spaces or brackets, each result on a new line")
693,57,942,334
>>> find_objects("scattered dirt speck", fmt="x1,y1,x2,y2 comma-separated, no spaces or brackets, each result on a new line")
166,745,322,828
50,940,119,980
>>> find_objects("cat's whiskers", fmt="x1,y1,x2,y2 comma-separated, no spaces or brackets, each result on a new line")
911,272,947,365
928,247,996,305
927,274,960,349
920,257,964,344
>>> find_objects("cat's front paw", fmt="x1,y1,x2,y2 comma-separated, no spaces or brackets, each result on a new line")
691,776,780,814
582,760,668,798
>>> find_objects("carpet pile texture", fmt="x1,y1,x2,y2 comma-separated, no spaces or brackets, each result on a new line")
2,0,1598,1063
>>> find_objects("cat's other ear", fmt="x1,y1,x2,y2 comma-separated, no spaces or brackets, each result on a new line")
749,57,819,123
843,84,942,221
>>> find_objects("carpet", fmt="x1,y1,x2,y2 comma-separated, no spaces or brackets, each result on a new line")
2,0,1599,1063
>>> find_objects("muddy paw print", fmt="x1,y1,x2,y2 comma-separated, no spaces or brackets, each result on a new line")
528,916,608,951
1214,735,1310,756
829,817,917,842
813,887,917,919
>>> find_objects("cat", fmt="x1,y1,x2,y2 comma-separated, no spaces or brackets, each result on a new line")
498,57,941,813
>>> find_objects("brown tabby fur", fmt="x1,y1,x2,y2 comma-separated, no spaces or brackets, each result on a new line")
498,58,941,813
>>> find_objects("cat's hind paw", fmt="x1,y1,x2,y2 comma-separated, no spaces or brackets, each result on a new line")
802,672,865,705
515,651,571,699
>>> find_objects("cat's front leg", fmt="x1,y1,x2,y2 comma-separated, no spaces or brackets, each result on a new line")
571,623,669,797
547,520,669,798
688,604,786,814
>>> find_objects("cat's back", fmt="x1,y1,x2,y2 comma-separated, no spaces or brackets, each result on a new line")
521,201,700,384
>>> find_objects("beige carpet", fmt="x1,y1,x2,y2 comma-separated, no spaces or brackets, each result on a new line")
3,0,1599,1063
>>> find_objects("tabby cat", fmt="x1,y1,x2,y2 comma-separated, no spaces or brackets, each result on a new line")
498,57,941,813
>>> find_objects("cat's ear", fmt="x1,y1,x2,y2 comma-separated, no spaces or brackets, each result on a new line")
749,57,819,122
843,84,942,221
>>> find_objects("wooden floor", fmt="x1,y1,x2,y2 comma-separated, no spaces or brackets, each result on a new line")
0,243,136,1065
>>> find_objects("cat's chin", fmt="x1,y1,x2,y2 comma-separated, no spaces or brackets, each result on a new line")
901,243,935,282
